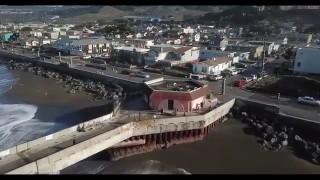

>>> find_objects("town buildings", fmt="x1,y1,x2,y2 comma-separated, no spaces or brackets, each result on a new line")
52,36,112,56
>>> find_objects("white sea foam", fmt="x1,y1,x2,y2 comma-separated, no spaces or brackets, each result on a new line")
0,65,54,151
0,65,16,95
121,160,191,174
94,159,191,175
0,104,55,151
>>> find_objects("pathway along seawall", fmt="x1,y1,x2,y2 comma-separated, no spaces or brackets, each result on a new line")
0,50,144,93
6,99,235,174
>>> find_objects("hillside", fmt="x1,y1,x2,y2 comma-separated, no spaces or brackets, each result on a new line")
60,6,128,24
59,6,231,24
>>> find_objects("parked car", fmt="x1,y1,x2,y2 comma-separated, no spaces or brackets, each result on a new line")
234,63,248,68
234,79,247,88
81,55,91,60
135,71,150,78
297,96,320,106
235,68,246,74
121,70,132,75
251,74,257,80
208,75,223,81
222,69,238,76
189,73,206,80
242,76,253,83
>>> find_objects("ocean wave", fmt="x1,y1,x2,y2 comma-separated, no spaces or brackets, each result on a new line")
0,103,54,151
120,160,191,174
0,65,16,95
97,159,191,175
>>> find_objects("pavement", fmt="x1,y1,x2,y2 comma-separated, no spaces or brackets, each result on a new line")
0,114,128,174
207,72,320,122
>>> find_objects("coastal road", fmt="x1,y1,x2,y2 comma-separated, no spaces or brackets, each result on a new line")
208,76,320,122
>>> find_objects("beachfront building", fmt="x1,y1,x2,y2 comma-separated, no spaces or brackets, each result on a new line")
144,78,217,113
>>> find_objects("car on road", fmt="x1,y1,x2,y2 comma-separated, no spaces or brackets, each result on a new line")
135,71,150,78
208,75,223,81
297,96,320,106
234,79,247,88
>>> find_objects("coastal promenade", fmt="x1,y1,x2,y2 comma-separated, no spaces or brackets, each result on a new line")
0,99,235,174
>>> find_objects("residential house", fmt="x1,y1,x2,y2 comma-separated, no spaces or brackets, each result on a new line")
293,47,320,74
23,37,40,48
224,43,264,60
112,46,149,65
52,37,111,56
247,41,280,55
144,44,200,66
192,56,232,75
219,37,243,51
199,49,226,61
125,39,154,48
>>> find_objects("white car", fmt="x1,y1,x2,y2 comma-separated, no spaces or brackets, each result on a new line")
251,74,257,80
82,55,92,59
297,96,320,106
208,75,223,81
242,76,253,82
135,72,150,78
223,69,238,76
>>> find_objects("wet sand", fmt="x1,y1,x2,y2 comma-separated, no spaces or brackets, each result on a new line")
0,69,108,131
4,70,94,106
99,119,320,174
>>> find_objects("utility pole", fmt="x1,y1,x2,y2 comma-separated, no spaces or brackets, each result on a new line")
261,38,266,77
222,78,226,95
59,51,61,62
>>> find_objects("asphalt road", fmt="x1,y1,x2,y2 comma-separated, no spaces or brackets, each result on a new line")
207,73,320,122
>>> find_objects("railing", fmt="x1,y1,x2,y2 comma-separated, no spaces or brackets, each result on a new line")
4,99,236,174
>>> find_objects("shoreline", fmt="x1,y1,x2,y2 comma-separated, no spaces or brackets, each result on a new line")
89,119,320,174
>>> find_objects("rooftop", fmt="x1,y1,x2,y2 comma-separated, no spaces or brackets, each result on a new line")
148,79,203,92
113,46,149,53
201,56,231,66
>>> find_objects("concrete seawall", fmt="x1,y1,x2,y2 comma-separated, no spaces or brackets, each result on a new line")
0,50,144,92
235,98,320,132
5,99,236,174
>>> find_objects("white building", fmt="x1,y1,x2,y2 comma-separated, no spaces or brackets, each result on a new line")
144,44,199,66
53,37,111,56
183,27,194,34
293,47,320,74
192,56,232,75
31,31,42,38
